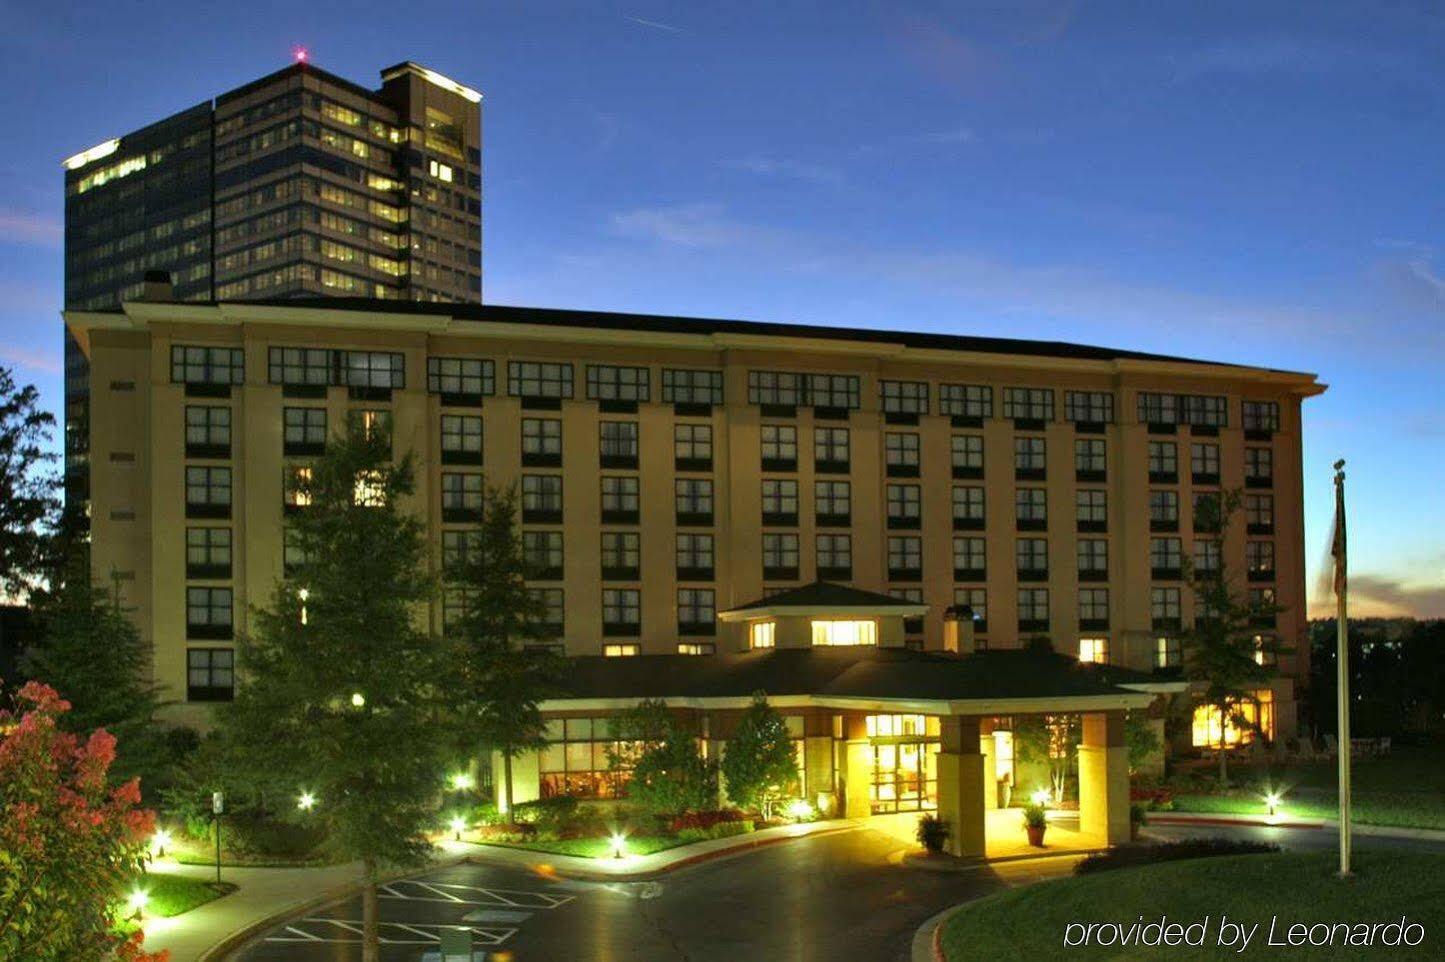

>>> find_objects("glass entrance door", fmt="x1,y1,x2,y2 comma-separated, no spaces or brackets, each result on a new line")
870,741,938,813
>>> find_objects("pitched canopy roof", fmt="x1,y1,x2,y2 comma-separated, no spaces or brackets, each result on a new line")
718,581,927,620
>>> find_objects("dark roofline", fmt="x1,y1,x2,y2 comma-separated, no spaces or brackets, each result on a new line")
724,580,921,614
216,62,380,107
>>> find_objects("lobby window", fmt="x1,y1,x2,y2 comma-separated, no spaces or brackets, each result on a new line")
1014,437,1046,479
951,435,984,478
521,475,563,523
1148,441,1178,482
1151,537,1183,579
1017,538,1048,578
441,473,483,521
662,369,724,405
1247,541,1276,580
675,533,715,580
1194,539,1221,576
1243,400,1280,433
678,588,716,635
888,536,922,581
1246,494,1275,533
442,529,483,573
1074,438,1106,479
887,484,921,529
675,478,714,524
185,406,231,458
1078,637,1108,664
587,364,651,402
441,415,483,465
953,486,985,528
1190,442,1220,483
761,425,798,471
427,357,494,400
762,479,799,525
523,531,563,580
602,532,641,580
186,587,233,640
762,533,800,580
599,476,639,523
540,717,634,799
172,345,244,386
187,648,234,702
599,421,639,467
866,714,935,737
885,433,920,477
1015,488,1047,529
186,528,232,580
1246,447,1274,486
341,351,405,389
816,534,853,579
815,480,851,525
675,423,713,470
939,383,992,419
1137,392,1178,425
602,589,641,636
1077,490,1107,530
603,643,640,657
954,588,987,634
185,466,232,518
1018,588,1049,631
1065,391,1114,424
1079,588,1109,628
953,536,985,578
678,642,715,655
814,427,850,471
807,373,861,410
1151,587,1182,631
1077,539,1108,580
811,619,877,647
508,361,574,399
283,407,326,456
750,621,777,649
1150,490,1179,530
268,347,332,387
1192,690,1274,747
1003,387,1054,422
521,418,562,466
880,380,929,415
1156,636,1182,669
748,370,806,406
529,587,565,637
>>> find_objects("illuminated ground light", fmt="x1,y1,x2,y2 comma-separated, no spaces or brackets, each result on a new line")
150,828,173,859
1030,788,1052,807
450,816,467,841
1264,791,1284,821
610,833,627,859
450,772,475,791
127,888,150,918
350,692,365,708
297,791,316,812
787,799,815,821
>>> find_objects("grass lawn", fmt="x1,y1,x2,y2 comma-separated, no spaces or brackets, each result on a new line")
940,851,1445,960
115,871,236,934
478,835,692,859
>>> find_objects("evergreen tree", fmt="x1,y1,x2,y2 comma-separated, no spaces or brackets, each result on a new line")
608,699,717,814
720,692,798,817
0,366,58,600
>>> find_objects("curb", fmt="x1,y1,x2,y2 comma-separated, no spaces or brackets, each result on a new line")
1147,813,1323,830
898,847,1103,873
908,902,958,962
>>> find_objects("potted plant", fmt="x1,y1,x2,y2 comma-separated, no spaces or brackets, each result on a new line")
1130,803,1148,841
1022,803,1047,847
916,813,950,854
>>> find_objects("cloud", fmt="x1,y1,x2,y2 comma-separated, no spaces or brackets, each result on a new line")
1311,573,1445,620
0,210,62,248
626,15,684,34
610,202,790,249
0,345,62,375
723,156,844,187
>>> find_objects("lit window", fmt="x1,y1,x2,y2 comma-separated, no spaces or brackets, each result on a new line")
353,470,386,506
1078,637,1108,664
1156,636,1182,669
603,643,639,657
750,622,776,649
811,620,877,647
677,642,715,655
1191,690,1275,747
865,714,935,737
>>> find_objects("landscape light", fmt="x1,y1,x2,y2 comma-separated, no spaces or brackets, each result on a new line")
1264,791,1283,818
1030,788,1051,807
150,828,172,858
450,816,467,841
351,692,365,708
298,791,316,811
610,833,627,859
787,799,814,821
450,772,475,791
127,889,149,916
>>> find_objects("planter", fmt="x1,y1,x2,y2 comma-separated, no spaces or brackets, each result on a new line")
1026,824,1047,847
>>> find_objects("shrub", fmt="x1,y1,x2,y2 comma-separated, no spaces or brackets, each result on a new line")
1130,803,1149,826
669,809,746,833
1130,786,1175,810
1075,838,1280,875
195,815,328,860
470,801,502,826
675,819,755,845
916,814,950,853
511,795,579,827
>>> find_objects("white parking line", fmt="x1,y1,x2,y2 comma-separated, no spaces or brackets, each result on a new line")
379,879,574,909
265,919,516,946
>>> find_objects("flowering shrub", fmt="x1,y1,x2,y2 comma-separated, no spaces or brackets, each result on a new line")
0,680,165,962
668,809,747,833
1129,786,1175,810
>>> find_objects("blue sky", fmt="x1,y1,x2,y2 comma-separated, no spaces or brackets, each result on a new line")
1,1,1441,616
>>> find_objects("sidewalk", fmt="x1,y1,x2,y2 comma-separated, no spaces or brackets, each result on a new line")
1150,810,1445,841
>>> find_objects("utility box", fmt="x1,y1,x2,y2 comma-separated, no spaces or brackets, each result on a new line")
438,927,474,961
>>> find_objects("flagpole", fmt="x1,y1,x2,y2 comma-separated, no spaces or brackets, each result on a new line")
1333,459,1352,877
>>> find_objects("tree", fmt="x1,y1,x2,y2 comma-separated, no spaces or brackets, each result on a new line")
218,426,447,962
448,483,564,818
0,366,59,599
607,699,717,814
721,692,798,817
1181,489,1288,785
1013,714,1079,802
0,680,164,962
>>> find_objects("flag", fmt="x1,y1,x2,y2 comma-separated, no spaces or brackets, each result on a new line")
1331,467,1347,598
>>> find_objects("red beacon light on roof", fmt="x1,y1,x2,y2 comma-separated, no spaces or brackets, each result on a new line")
293,45,309,64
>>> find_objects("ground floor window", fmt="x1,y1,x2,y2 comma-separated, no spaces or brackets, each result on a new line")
870,741,938,814
1191,689,1275,747
539,717,640,799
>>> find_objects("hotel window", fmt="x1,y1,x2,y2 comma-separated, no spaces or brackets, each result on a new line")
587,364,651,402
599,422,639,467
186,528,232,579
186,587,233,640
185,406,231,458
1078,636,1108,664
888,536,922,580
523,531,563,579
678,588,716,635
441,415,482,464
528,587,565,637
1077,539,1108,580
1190,442,1220,483
341,351,405,389
353,469,388,507
602,532,641,580
602,589,641,636
1014,437,1046,478
186,649,234,702
808,373,861,410
815,480,851,525
1192,690,1274,747
1151,537,1183,579
171,345,244,386
676,533,715,580
1076,489,1107,529
1015,488,1047,528
508,361,574,399
1243,400,1280,432
816,534,853,579
283,407,326,455
185,466,232,518
521,418,562,465
762,533,800,579
1147,441,1177,482
267,347,332,386
441,473,483,521
1194,539,1221,576
1247,541,1276,580
662,369,723,405
1075,438,1106,479
1137,392,1178,425
1245,447,1273,486
1246,494,1274,533
1150,490,1179,530
939,384,992,419
762,479,799,524
349,410,393,450
1016,538,1048,577
891,587,926,645
1079,588,1109,627
1065,391,1114,424
1003,387,1054,422
880,380,929,415
750,621,777,649
814,427,850,471
283,528,312,574
951,435,984,477
885,433,920,476
761,425,798,470
521,475,563,523
953,486,985,528
1193,492,1221,532
1249,588,1277,627
812,619,877,647
1018,588,1050,630
1156,636,1182,669
887,484,922,528
678,642,715,655
442,529,483,572
1151,587,1181,630
603,643,640,657
1253,634,1278,667
954,588,987,634
953,537,986,578
748,370,806,406
540,717,633,798
675,423,713,469
1182,395,1228,427
427,357,494,399
675,478,714,524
